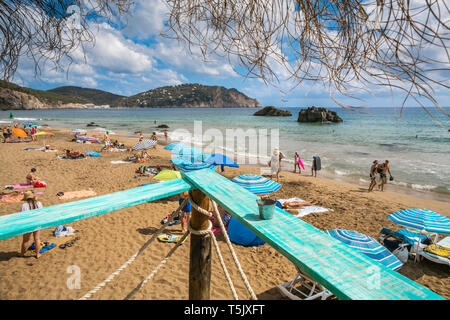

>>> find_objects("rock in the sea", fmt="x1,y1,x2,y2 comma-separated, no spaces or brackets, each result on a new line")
157,124,169,128
253,106,292,117
297,106,343,123
86,122,99,127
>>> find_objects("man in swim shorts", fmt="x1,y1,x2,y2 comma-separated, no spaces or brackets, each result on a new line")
368,160,378,192
377,160,392,191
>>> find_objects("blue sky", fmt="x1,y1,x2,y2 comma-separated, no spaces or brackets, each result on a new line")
12,0,449,108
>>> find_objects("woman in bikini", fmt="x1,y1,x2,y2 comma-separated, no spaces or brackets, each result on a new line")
20,192,44,259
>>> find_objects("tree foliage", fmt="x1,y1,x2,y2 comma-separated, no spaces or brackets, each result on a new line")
165,0,449,125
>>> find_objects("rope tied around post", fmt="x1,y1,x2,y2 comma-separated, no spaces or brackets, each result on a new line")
187,193,257,300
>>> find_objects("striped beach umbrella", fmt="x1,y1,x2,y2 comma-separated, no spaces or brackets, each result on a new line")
325,229,403,271
387,209,450,235
170,156,216,172
164,142,185,150
231,174,281,195
132,139,157,151
171,144,203,157
178,162,217,172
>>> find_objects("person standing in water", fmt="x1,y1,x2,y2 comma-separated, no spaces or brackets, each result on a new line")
311,155,321,177
368,160,379,192
163,129,168,144
377,160,393,191
293,152,302,174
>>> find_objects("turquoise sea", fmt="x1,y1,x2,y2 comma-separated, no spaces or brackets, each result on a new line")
1,107,449,200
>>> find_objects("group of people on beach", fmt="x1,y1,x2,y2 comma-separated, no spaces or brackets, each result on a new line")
269,149,322,182
2,123,39,143
368,160,393,192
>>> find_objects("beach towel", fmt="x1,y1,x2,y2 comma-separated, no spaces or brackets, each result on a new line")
28,241,56,254
4,184,34,190
23,147,44,151
33,181,47,188
0,192,25,204
424,244,450,259
53,225,76,237
84,151,101,157
57,189,97,200
110,160,133,164
277,198,331,218
315,156,322,170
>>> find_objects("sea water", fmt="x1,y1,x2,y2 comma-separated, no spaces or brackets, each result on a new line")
1,107,449,200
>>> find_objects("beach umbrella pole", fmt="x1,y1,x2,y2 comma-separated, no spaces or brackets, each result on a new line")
188,189,212,300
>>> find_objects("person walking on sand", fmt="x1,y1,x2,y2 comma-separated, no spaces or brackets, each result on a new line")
20,192,43,259
179,191,192,233
269,148,284,182
163,129,168,144
368,160,379,192
377,160,393,191
139,131,144,142
3,126,9,143
293,152,302,174
311,155,321,177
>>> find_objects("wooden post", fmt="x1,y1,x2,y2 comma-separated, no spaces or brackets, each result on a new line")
188,189,212,300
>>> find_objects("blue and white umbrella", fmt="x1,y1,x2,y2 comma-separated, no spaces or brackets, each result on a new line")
204,153,239,172
132,139,157,151
325,229,403,271
171,145,203,157
170,156,216,172
231,174,281,195
387,208,450,235
164,142,185,150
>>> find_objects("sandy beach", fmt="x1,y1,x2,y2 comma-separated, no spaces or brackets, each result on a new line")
0,128,448,300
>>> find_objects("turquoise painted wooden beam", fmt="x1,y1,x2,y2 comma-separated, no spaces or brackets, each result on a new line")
0,178,194,240
183,169,444,300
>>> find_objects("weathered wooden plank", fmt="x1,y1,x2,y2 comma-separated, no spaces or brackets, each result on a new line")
184,169,444,300
0,179,194,240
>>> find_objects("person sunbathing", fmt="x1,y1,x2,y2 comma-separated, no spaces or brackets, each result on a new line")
63,149,85,159
280,200,316,209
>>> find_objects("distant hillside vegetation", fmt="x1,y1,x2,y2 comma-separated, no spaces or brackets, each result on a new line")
48,86,125,106
0,81,261,110
121,83,261,108
0,80,82,105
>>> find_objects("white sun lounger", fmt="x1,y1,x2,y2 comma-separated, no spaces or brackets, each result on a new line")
417,237,450,267
277,267,333,300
